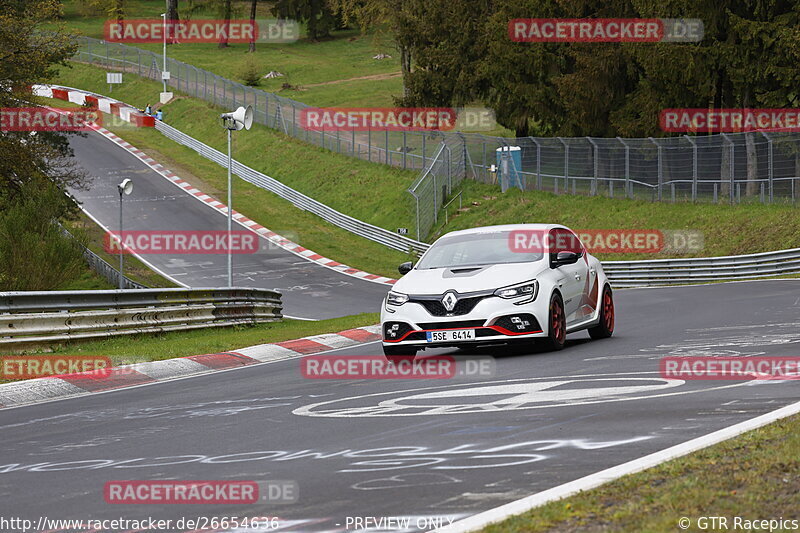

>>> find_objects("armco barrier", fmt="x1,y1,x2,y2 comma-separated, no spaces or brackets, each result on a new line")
604,247,800,286
43,87,800,286
0,288,282,348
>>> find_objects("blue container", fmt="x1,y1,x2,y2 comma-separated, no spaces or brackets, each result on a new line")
496,146,523,192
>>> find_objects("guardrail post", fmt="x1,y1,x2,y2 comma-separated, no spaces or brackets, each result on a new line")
385,130,390,164
368,129,372,162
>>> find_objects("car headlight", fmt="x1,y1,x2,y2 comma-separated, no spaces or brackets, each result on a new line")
386,291,409,306
494,280,538,305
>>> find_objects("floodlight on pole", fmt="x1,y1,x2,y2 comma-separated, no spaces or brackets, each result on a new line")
117,178,133,289
219,105,253,287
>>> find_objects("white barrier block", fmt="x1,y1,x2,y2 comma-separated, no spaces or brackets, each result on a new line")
32,84,52,98
98,99,112,114
68,91,86,105
119,106,132,122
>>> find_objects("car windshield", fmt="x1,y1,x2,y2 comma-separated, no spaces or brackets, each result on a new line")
416,231,544,269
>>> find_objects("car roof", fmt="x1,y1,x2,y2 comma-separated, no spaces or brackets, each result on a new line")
440,223,569,238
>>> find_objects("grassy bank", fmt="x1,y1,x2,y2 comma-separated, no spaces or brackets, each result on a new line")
483,412,800,532
59,0,404,108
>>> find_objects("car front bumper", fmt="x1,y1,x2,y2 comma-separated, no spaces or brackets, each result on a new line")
380,293,549,349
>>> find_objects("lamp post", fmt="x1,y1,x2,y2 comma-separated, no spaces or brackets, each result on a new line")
161,12,167,92
117,178,134,289
219,106,254,287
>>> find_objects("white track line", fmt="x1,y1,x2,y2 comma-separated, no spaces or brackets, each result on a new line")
436,398,800,532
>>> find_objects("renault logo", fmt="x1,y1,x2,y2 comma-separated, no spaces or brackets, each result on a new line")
441,291,458,312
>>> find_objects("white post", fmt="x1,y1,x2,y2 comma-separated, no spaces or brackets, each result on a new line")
162,11,167,93
227,127,233,288
118,190,124,289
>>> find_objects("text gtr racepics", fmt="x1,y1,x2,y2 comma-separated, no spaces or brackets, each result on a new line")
380,224,614,357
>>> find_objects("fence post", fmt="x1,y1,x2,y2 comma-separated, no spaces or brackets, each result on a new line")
721,133,735,204
587,137,599,195
616,137,631,199
529,137,542,190
422,134,427,170
762,132,774,203
684,135,698,202
649,137,663,201
385,130,389,164
557,137,568,194
402,131,407,169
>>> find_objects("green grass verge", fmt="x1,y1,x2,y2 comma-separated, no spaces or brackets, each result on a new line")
4,312,378,363
59,265,116,290
433,180,800,261
59,0,404,107
482,412,800,533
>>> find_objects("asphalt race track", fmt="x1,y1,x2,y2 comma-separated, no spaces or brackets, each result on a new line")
65,130,391,320
2,281,799,532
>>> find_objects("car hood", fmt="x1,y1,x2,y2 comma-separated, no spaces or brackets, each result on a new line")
392,262,547,295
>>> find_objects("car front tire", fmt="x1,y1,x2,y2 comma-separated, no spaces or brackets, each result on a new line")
588,285,614,339
543,292,567,351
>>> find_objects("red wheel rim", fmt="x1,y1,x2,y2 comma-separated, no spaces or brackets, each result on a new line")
603,290,614,332
551,298,565,343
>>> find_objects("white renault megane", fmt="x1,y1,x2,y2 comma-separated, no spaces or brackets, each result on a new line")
380,224,614,357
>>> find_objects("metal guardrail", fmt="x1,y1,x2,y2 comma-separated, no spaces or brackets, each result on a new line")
0,288,282,347
604,247,800,286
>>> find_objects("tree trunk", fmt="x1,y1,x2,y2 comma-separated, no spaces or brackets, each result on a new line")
219,0,232,48
400,45,411,98
166,0,179,44
248,0,257,52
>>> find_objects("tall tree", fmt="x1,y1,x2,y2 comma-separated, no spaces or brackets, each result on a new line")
0,0,89,288
218,0,232,48
248,0,258,52
275,0,336,41
166,0,180,44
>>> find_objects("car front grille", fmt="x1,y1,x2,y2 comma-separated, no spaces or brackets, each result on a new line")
409,294,492,317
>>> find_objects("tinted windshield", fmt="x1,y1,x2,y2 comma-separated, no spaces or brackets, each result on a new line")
416,231,544,269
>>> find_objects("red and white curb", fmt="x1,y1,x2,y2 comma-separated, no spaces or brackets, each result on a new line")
0,325,381,409
40,84,398,286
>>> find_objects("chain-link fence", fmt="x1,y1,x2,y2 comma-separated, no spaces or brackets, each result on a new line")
73,37,800,241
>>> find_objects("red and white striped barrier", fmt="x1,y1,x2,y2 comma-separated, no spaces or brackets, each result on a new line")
33,84,155,127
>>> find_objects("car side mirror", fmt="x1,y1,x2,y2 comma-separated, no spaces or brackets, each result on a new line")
398,261,413,275
551,251,580,268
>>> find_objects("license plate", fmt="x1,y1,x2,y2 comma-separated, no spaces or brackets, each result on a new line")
426,329,475,343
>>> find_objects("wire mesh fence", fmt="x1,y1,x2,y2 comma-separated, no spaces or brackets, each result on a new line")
73,37,799,241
